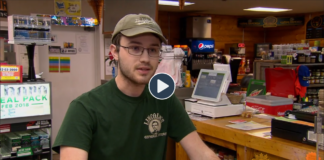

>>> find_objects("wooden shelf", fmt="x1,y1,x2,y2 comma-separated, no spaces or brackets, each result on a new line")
308,84,324,88
274,63,324,67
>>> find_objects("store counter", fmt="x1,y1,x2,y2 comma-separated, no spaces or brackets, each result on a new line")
176,116,323,160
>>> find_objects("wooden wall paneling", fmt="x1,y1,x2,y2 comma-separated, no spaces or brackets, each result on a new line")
103,0,157,34
265,12,324,46
158,11,266,72
157,11,184,45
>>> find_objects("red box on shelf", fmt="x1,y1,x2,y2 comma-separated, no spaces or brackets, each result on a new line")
246,95,293,116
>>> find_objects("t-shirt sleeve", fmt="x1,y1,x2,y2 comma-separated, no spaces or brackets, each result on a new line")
168,95,196,142
52,100,95,153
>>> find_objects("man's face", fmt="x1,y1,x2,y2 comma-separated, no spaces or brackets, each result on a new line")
111,34,160,85
152,122,158,130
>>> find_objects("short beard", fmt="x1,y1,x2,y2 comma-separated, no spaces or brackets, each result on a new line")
118,58,151,85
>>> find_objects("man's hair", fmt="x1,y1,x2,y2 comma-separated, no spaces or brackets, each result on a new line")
112,33,122,52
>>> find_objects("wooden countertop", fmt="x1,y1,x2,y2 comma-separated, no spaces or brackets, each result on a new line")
191,116,323,159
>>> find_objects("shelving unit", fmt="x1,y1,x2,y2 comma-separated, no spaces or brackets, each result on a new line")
254,60,324,83
253,60,323,106
309,84,324,88
0,82,53,160
274,63,324,67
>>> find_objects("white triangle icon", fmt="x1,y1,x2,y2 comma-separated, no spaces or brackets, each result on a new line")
157,79,169,93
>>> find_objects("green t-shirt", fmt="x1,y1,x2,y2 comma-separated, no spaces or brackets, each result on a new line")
52,78,196,160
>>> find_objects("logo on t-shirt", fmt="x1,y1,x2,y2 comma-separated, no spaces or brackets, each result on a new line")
143,113,167,139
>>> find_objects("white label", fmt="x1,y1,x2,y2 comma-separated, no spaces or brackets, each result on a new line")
208,73,217,76
61,48,77,54
0,129,10,133
308,131,324,145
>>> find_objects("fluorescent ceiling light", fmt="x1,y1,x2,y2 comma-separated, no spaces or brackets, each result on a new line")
158,0,194,6
244,7,292,12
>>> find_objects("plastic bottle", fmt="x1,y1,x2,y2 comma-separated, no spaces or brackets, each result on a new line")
185,70,191,88
112,66,116,78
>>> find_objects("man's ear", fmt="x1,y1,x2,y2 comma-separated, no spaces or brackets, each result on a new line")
110,44,119,61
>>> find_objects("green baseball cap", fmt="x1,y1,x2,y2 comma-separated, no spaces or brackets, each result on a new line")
112,14,167,44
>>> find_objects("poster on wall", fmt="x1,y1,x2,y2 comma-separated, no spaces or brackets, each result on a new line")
49,57,59,72
54,0,81,16
306,15,324,39
76,34,90,54
0,83,51,119
0,0,8,17
60,57,70,73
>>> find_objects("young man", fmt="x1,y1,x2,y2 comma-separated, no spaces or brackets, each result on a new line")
52,13,219,160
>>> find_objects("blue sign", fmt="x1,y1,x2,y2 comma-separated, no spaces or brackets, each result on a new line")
190,39,215,53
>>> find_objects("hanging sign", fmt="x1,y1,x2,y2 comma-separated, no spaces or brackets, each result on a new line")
238,16,304,28
0,65,22,81
54,0,81,16
306,15,324,39
0,0,7,17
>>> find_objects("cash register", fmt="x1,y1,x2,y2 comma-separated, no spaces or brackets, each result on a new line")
185,69,244,118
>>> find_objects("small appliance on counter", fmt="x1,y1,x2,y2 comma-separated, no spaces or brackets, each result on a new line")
271,117,318,147
184,69,244,118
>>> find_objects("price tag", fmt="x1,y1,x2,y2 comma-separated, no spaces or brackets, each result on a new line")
0,65,21,81
305,50,311,56
61,48,77,54
17,147,33,157
0,124,11,133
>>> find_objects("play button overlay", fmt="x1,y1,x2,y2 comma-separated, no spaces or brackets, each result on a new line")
149,73,175,100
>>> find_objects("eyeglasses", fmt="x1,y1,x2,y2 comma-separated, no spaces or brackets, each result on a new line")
119,45,161,58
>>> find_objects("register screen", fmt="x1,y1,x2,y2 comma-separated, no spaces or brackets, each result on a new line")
194,72,225,98
0,83,51,119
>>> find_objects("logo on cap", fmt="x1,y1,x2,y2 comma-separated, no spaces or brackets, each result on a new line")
135,17,154,25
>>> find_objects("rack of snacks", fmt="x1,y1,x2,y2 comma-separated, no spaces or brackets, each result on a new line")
7,14,52,81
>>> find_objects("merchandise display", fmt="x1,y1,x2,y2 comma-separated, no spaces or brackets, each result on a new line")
34,14,99,27
7,14,54,81
0,82,53,159
8,15,51,44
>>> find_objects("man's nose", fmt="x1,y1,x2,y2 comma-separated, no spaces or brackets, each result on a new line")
139,49,150,62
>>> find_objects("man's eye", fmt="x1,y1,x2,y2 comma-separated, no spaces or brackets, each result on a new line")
149,48,157,53
132,46,141,52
